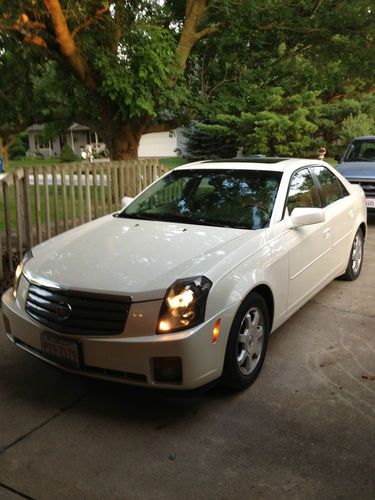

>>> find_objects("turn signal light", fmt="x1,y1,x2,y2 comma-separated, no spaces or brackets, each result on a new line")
212,320,221,344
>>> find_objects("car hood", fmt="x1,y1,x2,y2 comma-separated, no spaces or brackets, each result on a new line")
336,161,375,180
24,215,262,301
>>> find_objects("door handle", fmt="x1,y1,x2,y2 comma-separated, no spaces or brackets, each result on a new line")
323,227,331,238
349,209,355,219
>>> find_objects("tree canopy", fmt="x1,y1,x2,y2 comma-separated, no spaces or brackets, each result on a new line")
185,0,375,157
0,0,374,160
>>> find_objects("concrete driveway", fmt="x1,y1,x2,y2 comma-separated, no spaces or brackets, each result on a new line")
1,215,374,500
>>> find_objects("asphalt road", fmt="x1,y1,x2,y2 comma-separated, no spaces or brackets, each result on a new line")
0,215,374,500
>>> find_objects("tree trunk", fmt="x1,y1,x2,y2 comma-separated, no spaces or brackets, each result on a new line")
99,118,149,160
0,136,11,170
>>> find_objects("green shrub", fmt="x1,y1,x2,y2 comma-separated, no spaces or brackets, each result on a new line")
9,134,28,160
60,144,77,162
339,113,374,144
184,122,237,160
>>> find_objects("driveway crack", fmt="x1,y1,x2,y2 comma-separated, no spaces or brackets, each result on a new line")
0,481,35,499
0,391,90,455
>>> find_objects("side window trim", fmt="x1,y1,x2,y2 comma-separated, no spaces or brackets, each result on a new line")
283,166,323,219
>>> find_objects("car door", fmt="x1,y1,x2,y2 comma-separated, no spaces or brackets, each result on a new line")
285,167,333,313
310,165,354,273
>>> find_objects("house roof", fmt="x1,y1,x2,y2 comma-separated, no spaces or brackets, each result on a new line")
27,123,91,133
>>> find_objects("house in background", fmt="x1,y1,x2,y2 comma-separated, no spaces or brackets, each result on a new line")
27,124,187,158
27,123,102,158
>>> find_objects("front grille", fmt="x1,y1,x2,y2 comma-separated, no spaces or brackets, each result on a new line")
26,283,130,335
349,180,375,197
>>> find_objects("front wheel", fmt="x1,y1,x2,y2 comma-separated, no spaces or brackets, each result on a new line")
222,293,269,390
338,227,364,281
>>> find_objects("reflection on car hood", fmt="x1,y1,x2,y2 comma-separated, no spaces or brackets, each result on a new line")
24,215,263,301
336,161,375,180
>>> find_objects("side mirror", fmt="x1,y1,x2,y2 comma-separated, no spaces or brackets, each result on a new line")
121,196,134,209
289,207,325,227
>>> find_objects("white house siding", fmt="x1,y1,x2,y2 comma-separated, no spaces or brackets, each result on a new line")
138,131,178,158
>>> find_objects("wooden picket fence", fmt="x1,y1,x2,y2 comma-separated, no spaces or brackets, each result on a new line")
0,159,164,288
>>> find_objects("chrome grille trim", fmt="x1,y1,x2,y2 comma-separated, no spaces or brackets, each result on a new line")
25,283,131,335
347,179,375,196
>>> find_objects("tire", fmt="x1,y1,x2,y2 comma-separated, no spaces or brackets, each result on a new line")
222,292,269,390
338,227,364,281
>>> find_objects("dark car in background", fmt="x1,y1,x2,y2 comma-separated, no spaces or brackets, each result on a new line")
336,136,375,210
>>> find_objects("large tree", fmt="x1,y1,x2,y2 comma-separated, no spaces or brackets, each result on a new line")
0,1,221,160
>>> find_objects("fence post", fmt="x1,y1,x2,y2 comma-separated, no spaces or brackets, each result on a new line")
51,166,59,234
33,167,42,244
84,164,92,221
60,164,68,232
22,167,33,249
2,177,13,273
14,173,24,261
43,167,51,240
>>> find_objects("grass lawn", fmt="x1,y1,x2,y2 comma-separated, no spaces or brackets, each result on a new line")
159,157,187,170
7,158,55,171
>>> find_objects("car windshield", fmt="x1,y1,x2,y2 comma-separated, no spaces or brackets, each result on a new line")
343,139,375,162
119,169,282,230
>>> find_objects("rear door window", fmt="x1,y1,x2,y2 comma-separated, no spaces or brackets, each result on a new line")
311,166,348,206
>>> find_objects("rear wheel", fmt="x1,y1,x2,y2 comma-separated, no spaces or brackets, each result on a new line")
223,293,269,390
339,228,364,281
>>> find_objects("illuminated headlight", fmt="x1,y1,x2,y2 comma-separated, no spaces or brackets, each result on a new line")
13,250,33,298
157,276,212,333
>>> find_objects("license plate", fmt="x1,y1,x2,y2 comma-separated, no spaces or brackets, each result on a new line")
366,198,375,208
41,333,81,369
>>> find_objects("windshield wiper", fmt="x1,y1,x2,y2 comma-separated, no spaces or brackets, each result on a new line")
117,212,197,223
116,212,159,220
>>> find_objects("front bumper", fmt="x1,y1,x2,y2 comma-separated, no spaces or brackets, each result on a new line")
2,284,236,390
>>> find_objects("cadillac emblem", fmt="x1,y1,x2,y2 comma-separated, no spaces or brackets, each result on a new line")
56,301,72,321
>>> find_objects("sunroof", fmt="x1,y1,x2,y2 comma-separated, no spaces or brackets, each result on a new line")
203,157,289,164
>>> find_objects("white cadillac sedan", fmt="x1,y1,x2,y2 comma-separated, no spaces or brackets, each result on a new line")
2,158,366,390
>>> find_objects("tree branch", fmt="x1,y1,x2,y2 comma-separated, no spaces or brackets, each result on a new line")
43,0,97,90
24,32,48,48
175,0,218,74
71,6,110,38
0,15,47,33
194,25,219,41
256,23,370,35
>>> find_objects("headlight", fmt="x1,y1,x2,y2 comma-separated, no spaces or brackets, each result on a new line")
157,276,212,333
13,250,33,298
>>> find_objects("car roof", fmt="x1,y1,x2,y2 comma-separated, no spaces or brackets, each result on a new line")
350,136,375,141
174,158,328,173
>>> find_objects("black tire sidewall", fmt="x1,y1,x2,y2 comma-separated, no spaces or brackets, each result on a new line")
346,228,364,280
223,292,270,389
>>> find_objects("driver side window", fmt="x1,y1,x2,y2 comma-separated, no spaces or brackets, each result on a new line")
287,168,321,214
